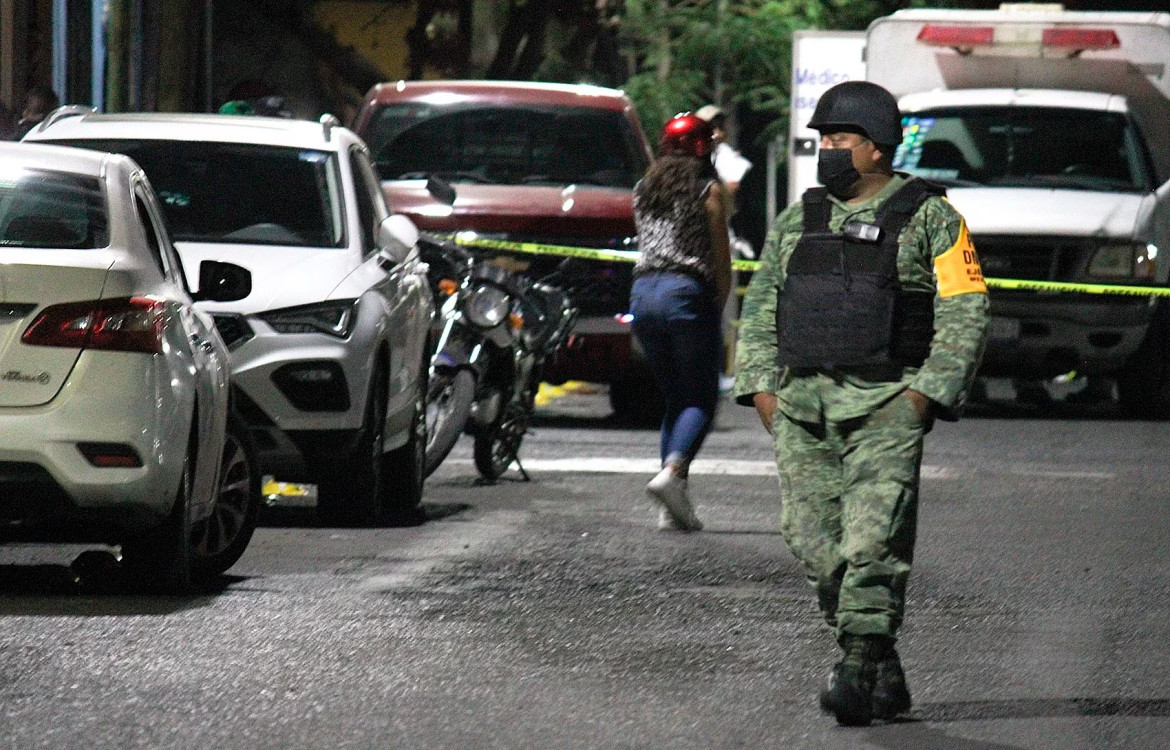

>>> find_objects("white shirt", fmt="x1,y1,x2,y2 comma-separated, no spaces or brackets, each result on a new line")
712,142,751,185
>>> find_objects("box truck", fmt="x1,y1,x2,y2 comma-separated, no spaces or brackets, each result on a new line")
789,5,1170,415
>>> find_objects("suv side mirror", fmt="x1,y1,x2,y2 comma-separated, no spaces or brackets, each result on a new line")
378,214,420,265
194,260,252,302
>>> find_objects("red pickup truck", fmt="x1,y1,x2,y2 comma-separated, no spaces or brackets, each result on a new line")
352,80,658,421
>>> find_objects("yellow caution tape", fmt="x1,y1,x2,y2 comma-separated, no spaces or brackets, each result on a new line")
982,277,1170,297
450,234,1170,298
452,235,639,263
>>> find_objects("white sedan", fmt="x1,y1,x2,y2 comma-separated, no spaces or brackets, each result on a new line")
0,142,256,592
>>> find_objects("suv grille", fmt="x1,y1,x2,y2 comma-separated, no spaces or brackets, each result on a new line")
212,314,254,350
483,235,636,317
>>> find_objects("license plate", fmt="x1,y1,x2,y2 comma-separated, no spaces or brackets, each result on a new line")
990,317,1021,341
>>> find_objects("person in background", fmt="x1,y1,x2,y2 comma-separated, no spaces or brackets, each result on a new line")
631,113,732,532
696,103,754,391
13,85,60,140
695,104,752,200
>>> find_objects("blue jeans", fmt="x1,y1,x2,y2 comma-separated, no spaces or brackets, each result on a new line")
630,273,723,467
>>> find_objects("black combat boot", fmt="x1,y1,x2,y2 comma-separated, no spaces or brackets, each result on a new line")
818,635,889,726
871,647,912,720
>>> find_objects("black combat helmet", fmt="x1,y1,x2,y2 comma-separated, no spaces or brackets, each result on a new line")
807,81,903,147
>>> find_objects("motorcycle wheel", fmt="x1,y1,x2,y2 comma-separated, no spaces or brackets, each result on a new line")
425,368,476,477
473,399,530,481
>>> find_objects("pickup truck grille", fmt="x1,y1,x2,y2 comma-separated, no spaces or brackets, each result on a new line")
529,257,633,317
973,236,1086,281
474,235,637,318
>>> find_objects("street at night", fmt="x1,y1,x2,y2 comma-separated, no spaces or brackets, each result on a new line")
1,385,1166,749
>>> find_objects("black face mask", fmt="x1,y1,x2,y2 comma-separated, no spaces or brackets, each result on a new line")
817,147,860,197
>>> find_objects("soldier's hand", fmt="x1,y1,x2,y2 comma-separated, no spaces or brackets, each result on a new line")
904,388,932,420
752,392,778,434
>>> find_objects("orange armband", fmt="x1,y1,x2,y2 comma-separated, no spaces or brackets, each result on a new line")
934,220,986,298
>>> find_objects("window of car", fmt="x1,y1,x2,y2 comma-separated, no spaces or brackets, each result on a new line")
132,177,188,291
348,148,386,256
365,104,649,189
133,188,169,278
0,168,108,249
41,139,346,247
896,107,1154,193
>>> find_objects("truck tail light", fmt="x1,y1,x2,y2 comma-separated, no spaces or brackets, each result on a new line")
917,25,995,49
22,297,166,354
1041,28,1120,51
918,25,1121,55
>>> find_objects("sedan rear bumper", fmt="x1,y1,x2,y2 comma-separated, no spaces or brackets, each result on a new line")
0,352,189,541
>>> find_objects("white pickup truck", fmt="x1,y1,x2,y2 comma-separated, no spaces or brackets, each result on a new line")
789,5,1170,415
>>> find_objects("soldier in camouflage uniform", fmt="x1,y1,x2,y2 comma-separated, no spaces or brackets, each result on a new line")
733,81,990,726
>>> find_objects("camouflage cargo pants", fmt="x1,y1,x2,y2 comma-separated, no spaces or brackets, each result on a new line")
773,391,926,642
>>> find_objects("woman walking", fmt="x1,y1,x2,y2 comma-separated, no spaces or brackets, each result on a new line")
630,113,732,531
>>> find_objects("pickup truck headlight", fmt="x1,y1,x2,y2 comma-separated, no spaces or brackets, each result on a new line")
1087,242,1157,280
463,284,512,329
259,299,359,337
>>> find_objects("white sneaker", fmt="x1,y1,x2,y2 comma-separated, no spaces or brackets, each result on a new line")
647,467,703,531
657,508,686,531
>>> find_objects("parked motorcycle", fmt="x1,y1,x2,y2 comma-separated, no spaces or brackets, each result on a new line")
419,235,476,477
419,234,577,481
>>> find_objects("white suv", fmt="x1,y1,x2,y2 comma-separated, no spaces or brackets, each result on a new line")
28,110,435,526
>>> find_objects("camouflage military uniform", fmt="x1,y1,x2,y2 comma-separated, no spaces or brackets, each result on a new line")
734,174,990,641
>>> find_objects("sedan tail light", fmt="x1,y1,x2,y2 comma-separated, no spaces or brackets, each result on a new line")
22,297,166,353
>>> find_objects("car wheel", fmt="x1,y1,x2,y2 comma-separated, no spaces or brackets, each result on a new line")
424,368,475,477
121,435,195,595
191,412,260,576
383,360,428,524
317,369,388,527
1118,301,1170,419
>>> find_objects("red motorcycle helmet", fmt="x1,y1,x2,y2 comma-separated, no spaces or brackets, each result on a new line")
659,113,714,158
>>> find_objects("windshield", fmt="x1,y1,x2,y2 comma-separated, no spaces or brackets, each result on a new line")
0,168,107,249
365,104,649,189
45,140,344,247
895,107,1153,193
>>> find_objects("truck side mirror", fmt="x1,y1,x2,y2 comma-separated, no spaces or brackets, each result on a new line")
378,213,420,265
194,260,252,302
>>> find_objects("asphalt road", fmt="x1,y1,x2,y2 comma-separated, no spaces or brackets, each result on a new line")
1,381,1167,749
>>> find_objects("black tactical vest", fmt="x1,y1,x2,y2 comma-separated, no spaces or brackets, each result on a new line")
776,178,945,370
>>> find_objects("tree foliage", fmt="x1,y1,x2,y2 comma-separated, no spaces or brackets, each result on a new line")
616,0,948,144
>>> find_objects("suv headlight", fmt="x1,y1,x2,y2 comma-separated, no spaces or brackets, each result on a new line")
463,284,512,329
259,299,359,337
1087,242,1157,280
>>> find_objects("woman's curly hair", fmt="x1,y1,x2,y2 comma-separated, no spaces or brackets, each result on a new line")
635,155,718,218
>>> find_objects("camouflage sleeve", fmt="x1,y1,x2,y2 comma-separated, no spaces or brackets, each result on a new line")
732,203,801,406
908,197,991,420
